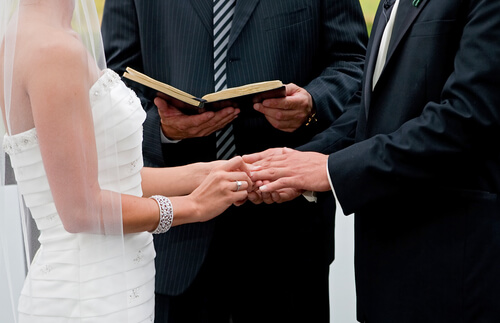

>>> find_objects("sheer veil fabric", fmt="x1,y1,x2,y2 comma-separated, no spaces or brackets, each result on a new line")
1,0,138,321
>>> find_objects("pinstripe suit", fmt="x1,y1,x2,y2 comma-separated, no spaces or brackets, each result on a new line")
102,0,367,321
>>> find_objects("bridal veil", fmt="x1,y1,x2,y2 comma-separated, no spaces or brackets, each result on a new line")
1,1,129,321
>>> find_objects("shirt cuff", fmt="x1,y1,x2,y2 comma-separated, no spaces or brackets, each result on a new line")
327,159,345,215
302,190,317,203
160,128,181,144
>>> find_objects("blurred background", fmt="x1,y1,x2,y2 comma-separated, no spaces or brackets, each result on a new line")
359,0,377,33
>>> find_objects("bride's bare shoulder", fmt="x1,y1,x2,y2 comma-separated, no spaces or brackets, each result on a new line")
18,27,92,89
36,30,86,65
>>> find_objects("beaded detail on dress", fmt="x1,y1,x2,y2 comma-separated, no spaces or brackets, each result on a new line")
90,68,122,102
3,128,38,155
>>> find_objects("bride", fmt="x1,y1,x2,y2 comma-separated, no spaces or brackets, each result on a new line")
0,0,251,322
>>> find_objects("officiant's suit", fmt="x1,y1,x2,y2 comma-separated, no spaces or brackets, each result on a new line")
102,0,367,321
300,0,500,321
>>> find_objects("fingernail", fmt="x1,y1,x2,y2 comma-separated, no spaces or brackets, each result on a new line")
248,165,262,171
259,185,268,192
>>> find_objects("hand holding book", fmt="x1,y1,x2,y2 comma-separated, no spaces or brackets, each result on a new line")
123,67,286,115
123,68,315,134
154,94,240,141
253,83,316,132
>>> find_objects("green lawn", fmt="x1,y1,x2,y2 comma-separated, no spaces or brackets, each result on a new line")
360,0,380,34
95,0,105,21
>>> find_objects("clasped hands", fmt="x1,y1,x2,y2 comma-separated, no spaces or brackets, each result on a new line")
154,83,328,206
226,147,331,206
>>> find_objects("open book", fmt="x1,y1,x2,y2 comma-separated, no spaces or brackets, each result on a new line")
123,67,286,115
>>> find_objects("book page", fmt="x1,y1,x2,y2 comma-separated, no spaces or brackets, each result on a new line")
201,80,284,102
123,68,201,107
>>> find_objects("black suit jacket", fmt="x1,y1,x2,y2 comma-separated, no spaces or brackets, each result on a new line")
102,0,367,296
301,0,500,321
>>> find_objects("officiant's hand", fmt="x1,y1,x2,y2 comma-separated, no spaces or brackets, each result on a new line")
155,95,240,141
253,83,314,133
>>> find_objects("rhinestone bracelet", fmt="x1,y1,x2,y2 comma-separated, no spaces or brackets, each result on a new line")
149,195,174,234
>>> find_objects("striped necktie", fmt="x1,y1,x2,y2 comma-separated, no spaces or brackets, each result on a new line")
214,0,236,160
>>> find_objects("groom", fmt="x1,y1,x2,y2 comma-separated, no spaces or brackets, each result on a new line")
246,0,500,322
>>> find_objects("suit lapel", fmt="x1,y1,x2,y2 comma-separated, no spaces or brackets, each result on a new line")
189,0,213,36
385,0,430,65
362,0,387,117
228,0,260,50
363,0,430,117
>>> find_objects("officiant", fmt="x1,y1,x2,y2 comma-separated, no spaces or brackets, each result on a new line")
102,1,368,322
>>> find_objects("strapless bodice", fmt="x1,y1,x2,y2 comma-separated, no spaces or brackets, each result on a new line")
3,69,156,322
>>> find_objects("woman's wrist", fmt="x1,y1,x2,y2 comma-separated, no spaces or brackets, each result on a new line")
168,196,201,226
193,161,220,187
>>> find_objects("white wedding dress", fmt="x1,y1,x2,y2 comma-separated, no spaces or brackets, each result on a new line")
3,69,156,322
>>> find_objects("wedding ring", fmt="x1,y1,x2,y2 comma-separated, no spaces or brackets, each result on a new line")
235,180,242,192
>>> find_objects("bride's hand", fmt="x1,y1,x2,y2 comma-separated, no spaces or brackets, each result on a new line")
189,159,227,189
188,156,252,222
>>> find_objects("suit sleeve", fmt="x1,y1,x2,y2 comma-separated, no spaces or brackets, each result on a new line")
329,0,500,215
102,0,165,167
297,90,360,154
304,0,367,129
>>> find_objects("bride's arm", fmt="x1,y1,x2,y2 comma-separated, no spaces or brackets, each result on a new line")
28,36,108,233
140,161,224,198
28,36,250,235
124,157,250,233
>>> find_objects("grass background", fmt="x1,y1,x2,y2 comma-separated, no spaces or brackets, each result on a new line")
94,0,379,34
94,0,105,21
359,0,379,33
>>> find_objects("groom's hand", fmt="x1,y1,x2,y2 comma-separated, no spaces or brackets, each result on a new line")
155,95,240,140
243,147,331,193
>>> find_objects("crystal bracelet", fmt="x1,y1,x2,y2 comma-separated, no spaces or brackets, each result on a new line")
149,195,174,234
